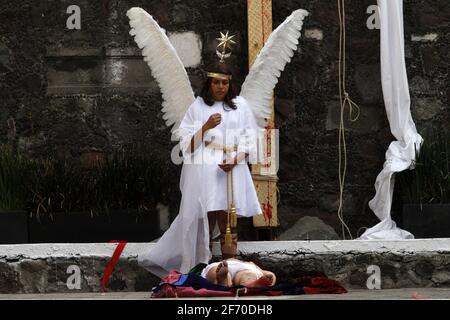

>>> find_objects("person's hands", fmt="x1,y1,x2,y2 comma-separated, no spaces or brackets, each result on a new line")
218,157,236,172
204,113,221,131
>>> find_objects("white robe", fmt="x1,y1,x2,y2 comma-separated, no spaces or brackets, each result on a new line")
138,96,263,277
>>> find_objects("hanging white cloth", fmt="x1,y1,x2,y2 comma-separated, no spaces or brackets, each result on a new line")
359,0,422,240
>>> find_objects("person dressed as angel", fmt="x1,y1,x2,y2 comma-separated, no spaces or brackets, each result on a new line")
127,7,308,278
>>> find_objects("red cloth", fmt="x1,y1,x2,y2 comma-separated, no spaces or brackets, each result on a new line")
303,277,348,294
152,270,347,298
101,241,127,291
152,271,236,298
153,284,236,298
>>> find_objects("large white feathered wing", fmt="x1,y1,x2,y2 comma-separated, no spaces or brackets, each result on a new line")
127,7,195,139
240,9,309,127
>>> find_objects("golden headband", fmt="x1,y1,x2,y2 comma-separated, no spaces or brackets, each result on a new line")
207,72,232,80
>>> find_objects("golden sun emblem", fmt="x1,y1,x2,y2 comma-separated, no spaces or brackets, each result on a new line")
216,31,236,62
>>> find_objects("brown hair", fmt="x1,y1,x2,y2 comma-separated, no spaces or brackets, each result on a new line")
200,62,237,110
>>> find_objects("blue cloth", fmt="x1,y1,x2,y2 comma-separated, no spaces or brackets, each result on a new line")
172,273,232,292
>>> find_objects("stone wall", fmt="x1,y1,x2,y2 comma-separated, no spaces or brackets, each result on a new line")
1,240,449,293
0,0,448,238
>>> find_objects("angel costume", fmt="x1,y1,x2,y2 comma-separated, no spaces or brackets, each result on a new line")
139,96,261,277
127,7,308,277
178,96,262,216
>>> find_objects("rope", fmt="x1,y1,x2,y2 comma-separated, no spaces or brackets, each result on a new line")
227,170,231,227
231,169,235,209
337,0,361,240
225,150,236,246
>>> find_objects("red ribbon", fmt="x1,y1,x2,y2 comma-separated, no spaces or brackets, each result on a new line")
101,240,127,292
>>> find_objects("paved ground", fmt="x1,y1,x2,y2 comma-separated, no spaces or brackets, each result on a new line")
1,288,449,300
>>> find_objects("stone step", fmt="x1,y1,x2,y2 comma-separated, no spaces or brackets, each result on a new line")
2,288,450,300
1,239,449,294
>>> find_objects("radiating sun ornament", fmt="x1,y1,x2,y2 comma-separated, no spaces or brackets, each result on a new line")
216,31,236,62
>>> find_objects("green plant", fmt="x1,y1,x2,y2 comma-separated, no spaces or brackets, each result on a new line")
0,142,179,218
0,145,34,210
397,126,450,207
28,157,87,220
90,148,177,215
27,146,178,219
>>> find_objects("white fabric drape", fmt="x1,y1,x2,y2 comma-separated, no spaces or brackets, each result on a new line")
358,0,422,240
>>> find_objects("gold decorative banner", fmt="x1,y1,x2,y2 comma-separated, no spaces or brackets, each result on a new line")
247,0,278,228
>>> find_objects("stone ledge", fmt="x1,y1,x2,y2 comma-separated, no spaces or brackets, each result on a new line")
1,239,449,293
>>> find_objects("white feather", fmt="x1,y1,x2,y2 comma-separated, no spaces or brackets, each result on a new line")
240,9,309,127
127,7,195,140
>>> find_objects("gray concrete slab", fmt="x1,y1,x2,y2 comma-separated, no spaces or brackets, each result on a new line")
0,288,449,300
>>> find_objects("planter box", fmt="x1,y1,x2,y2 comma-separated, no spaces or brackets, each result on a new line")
29,210,161,243
402,204,450,238
0,210,29,244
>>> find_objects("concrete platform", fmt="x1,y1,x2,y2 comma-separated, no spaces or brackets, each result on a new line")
0,288,449,300
1,239,450,294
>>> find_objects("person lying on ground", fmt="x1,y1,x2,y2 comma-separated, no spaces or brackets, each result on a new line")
201,258,276,287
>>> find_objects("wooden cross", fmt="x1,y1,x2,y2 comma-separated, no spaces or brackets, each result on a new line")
247,0,279,232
